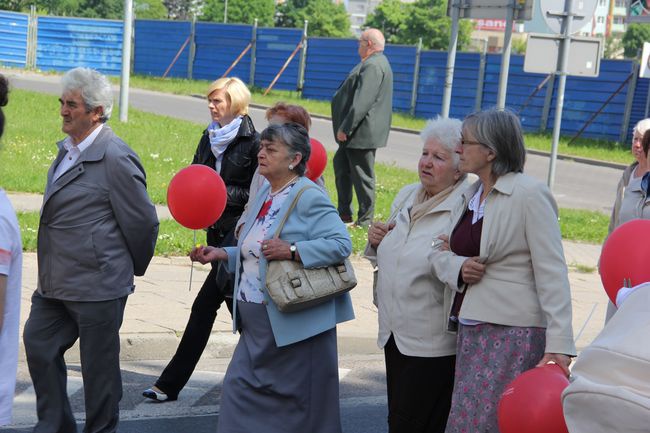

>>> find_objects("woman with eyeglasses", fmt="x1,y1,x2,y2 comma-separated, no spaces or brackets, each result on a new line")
429,108,576,433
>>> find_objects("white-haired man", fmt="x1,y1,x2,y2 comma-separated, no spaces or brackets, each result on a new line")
23,67,159,433
331,28,393,227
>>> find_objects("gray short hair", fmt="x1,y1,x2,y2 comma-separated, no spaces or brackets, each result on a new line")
419,116,462,168
260,123,311,176
634,118,650,137
463,108,526,176
61,67,113,122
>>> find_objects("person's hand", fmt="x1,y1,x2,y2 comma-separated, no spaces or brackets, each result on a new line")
368,221,395,248
336,130,347,142
261,239,292,261
434,234,450,251
460,257,485,284
189,245,225,264
536,353,572,377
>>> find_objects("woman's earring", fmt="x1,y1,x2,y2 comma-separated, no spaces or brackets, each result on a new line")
289,164,294,170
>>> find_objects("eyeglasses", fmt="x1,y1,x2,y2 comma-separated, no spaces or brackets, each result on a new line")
460,139,485,147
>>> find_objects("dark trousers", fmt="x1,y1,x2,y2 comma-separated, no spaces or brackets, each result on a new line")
333,146,376,226
23,292,128,433
384,335,456,433
154,228,234,398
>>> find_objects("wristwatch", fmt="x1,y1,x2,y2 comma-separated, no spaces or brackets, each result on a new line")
290,243,297,261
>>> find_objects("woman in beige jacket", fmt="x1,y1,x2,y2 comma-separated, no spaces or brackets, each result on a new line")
365,116,468,433
430,109,576,433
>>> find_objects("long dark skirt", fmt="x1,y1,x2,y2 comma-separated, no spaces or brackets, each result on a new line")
444,323,546,433
217,301,342,433
384,334,456,433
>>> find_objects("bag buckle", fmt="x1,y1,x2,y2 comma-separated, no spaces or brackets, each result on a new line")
290,277,302,288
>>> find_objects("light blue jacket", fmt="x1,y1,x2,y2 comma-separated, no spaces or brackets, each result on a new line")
224,176,355,347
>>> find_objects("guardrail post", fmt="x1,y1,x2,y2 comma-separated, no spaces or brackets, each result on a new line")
249,19,258,87
409,38,422,116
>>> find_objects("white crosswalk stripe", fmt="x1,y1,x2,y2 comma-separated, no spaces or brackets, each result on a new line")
8,367,356,428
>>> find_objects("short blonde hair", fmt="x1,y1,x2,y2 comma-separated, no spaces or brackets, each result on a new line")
206,77,251,116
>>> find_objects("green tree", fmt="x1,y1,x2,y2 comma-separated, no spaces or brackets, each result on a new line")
135,0,168,19
202,0,274,26
364,0,408,44
276,0,352,37
0,0,28,11
76,0,123,19
364,0,472,50
31,0,82,16
622,23,650,58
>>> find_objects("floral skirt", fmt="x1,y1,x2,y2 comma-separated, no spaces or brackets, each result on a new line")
444,323,546,433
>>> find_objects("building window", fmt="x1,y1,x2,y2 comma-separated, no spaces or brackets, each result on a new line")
615,0,625,7
597,16,605,23
613,16,624,23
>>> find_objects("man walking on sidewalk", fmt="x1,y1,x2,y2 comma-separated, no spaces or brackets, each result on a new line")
23,67,159,433
331,28,393,227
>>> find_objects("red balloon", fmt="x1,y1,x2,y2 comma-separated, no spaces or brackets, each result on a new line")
167,165,227,230
600,219,650,304
306,138,327,181
498,364,570,433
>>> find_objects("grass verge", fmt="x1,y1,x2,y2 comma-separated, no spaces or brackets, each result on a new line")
17,206,607,256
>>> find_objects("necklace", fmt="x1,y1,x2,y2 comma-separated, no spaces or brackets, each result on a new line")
270,175,298,197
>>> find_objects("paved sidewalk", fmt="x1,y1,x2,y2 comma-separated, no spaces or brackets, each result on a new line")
9,192,608,362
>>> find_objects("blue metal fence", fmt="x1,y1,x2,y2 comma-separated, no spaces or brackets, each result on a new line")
416,51,482,120
302,37,359,101
0,11,28,68
193,22,252,82
36,16,122,75
1,8,648,143
253,27,303,90
134,20,190,78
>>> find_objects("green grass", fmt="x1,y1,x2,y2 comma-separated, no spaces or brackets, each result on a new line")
1,88,199,203
5,87,609,255
16,197,608,258
120,74,634,164
558,208,609,244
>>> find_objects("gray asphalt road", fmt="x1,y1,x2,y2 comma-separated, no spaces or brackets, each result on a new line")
5,71,624,214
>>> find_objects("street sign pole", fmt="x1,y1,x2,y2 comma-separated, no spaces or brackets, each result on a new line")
441,1,460,118
496,0,515,110
547,0,574,190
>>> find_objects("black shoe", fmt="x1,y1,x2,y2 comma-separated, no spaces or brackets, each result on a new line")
142,387,177,402
339,214,353,224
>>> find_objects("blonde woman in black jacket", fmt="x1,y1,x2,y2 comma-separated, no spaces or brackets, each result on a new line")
144,77,259,402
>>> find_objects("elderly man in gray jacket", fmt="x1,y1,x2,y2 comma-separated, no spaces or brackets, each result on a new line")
331,28,393,227
23,67,159,433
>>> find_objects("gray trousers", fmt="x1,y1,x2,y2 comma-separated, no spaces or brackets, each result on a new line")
333,146,376,226
23,292,127,433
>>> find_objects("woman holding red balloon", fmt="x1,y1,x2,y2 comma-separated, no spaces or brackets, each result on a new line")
144,77,259,403
190,123,354,433
429,109,576,433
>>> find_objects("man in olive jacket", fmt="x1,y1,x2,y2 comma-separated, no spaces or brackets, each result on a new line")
331,28,393,227
23,67,159,433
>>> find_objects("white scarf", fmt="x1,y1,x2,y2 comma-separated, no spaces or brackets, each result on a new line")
208,116,243,172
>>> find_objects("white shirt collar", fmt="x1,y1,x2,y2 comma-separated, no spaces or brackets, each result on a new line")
63,123,104,154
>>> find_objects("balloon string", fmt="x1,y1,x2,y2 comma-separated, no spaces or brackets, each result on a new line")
574,302,598,345
188,230,197,292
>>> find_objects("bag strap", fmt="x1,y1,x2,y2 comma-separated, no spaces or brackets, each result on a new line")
272,185,315,239
386,188,413,224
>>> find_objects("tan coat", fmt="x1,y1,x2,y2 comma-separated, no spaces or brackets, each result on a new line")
429,172,576,356
365,180,468,357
